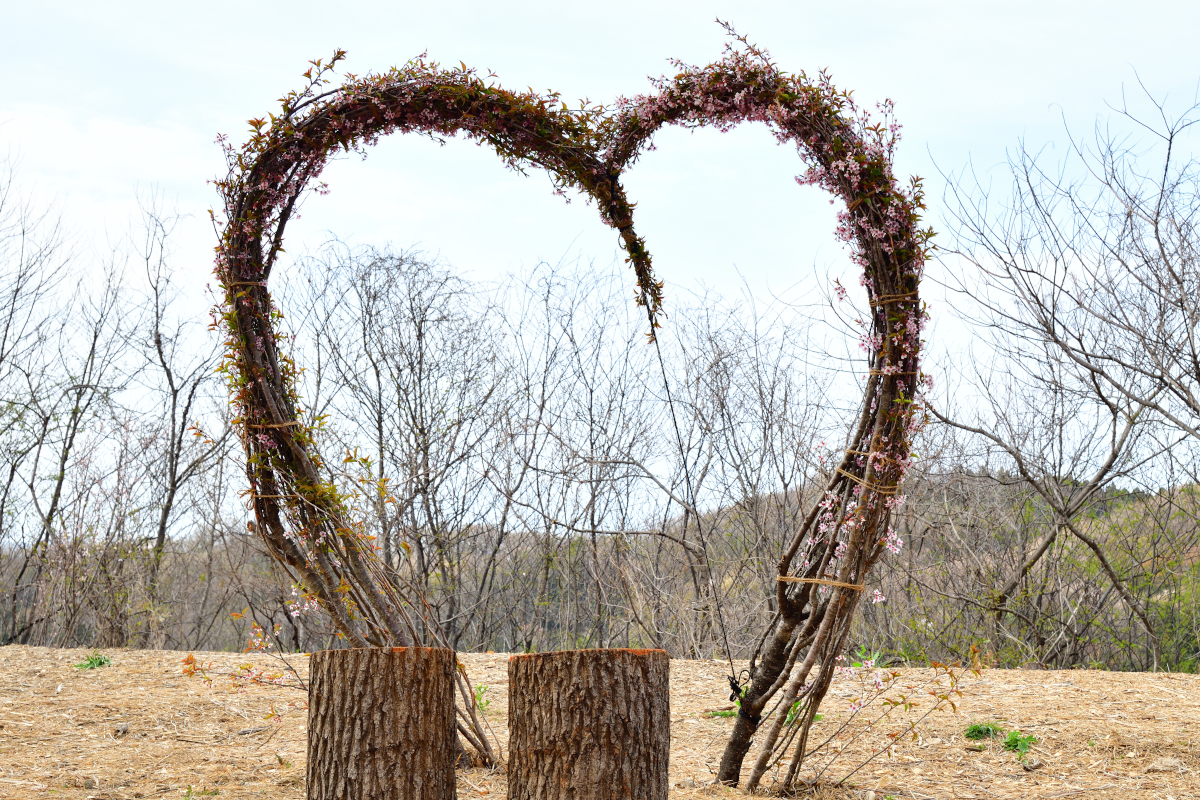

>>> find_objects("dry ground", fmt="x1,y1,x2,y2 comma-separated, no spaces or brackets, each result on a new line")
0,645,1196,799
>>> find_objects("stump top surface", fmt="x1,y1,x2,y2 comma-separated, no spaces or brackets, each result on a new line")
308,646,455,654
508,648,667,661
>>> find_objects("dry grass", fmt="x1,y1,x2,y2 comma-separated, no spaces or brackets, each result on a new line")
0,645,1196,799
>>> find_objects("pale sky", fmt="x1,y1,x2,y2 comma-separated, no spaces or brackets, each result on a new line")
3,1,1198,319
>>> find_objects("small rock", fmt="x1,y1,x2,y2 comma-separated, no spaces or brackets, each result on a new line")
114,722,129,737
1145,757,1185,773
83,778,96,789
1022,758,1043,772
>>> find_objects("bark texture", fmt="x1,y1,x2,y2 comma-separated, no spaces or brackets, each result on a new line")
307,647,457,800
508,648,669,800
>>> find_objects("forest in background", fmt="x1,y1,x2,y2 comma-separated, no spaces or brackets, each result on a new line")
2,98,1199,674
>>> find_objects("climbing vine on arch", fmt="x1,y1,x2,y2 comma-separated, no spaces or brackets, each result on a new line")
213,32,930,789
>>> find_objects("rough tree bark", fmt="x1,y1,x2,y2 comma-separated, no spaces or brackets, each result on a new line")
508,649,670,800
307,647,457,800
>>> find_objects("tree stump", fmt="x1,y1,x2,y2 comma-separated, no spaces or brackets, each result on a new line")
508,648,670,800
307,647,457,800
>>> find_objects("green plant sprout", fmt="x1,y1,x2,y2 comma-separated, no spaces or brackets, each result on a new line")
72,650,111,670
851,645,883,668
474,683,490,714
707,700,823,725
1003,729,1038,758
964,721,1005,740
708,700,740,718
783,700,823,726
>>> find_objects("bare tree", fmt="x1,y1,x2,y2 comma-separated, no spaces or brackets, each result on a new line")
0,157,72,643
933,91,1200,670
947,92,1200,442
126,199,231,617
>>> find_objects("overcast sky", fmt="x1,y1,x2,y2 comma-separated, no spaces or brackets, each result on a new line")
3,1,1199,322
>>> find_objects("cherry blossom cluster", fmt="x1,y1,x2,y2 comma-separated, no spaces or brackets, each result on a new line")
286,585,321,618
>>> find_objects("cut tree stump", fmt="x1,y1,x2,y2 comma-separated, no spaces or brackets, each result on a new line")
508,648,670,800
307,647,457,800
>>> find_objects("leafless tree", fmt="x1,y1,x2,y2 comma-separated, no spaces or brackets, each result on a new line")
930,91,1200,670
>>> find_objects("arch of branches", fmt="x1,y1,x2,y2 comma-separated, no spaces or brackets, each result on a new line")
214,39,930,791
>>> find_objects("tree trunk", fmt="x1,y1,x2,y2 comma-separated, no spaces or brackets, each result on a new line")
307,647,457,800
508,648,669,800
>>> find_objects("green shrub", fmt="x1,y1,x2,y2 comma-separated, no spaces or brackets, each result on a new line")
72,650,111,670
964,721,1004,740
1003,730,1038,757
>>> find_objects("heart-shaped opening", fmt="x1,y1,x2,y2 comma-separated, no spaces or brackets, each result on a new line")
214,40,929,789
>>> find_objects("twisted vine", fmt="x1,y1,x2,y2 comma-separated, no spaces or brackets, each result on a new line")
213,32,930,789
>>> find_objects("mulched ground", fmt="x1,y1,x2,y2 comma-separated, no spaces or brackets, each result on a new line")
0,645,1196,799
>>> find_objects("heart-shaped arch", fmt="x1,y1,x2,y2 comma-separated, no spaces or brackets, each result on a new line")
214,40,929,788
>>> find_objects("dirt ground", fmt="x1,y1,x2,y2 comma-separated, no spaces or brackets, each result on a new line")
0,645,1196,799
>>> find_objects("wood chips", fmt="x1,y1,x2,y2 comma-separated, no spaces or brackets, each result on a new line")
0,645,1196,799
